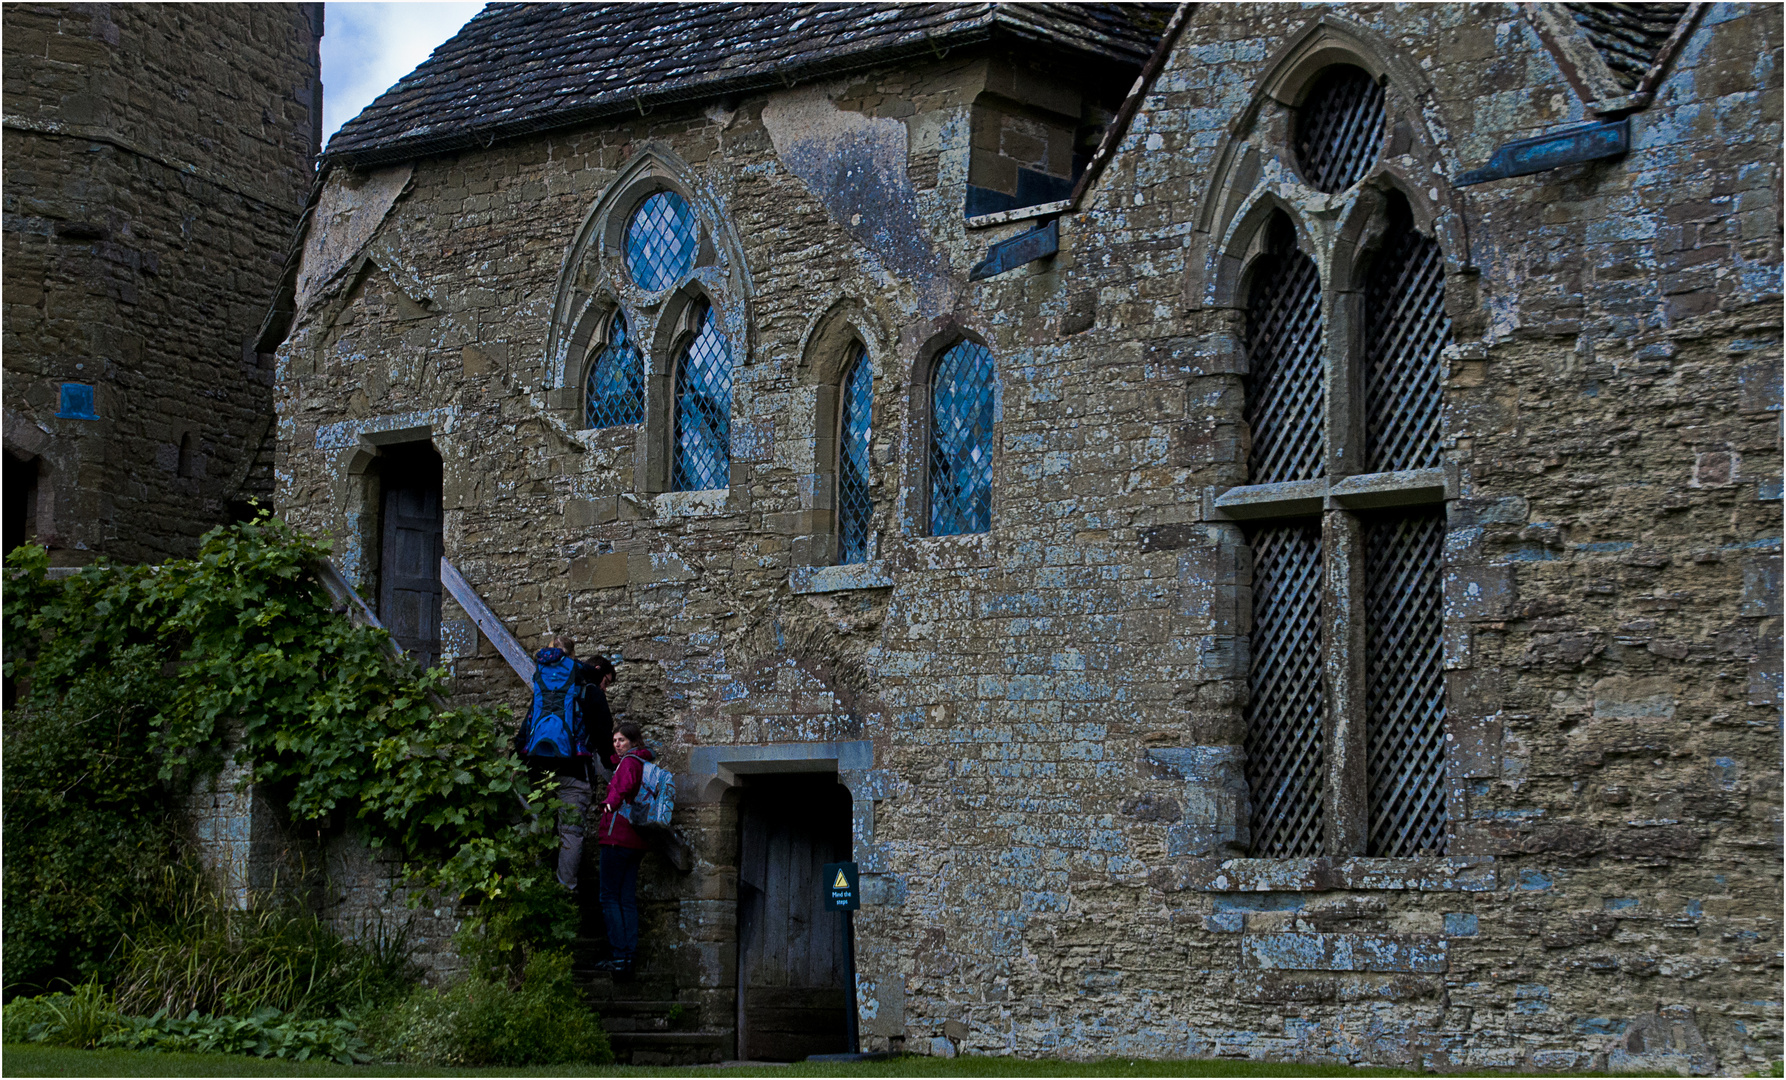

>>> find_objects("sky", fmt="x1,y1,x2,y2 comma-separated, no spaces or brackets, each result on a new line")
320,2,487,146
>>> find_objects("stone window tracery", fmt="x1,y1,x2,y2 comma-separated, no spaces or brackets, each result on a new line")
836,344,874,564
928,340,995,537
625,191,698,291
672,299,733,492
1226,63,1455,862
584,310,646,429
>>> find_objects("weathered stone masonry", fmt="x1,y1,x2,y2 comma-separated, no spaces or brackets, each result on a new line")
269,4,1779,1071
3,3,322,564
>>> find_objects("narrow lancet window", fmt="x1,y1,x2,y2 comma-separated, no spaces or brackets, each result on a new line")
1364,193,1448,473
837,345,873,564
585,311,646,428
1243,214,1325,485
928,341,995,536
1364,509,1447,856
1245,520,1326,858
672,301,732,491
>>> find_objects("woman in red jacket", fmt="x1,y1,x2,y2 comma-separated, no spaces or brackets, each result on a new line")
596,722,652,978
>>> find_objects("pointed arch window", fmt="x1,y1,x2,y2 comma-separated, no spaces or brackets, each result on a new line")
672,300,732,492
1235,190,1453,861
1243,214,1325,485
928,341,995,537
584,311,645,428
836,344,874,564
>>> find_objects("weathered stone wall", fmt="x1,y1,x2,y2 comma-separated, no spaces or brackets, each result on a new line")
3,2,321,564
272,4,1780,1071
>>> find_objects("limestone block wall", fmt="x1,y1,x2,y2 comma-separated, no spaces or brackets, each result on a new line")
271,5,1780,1071
2,3,321,564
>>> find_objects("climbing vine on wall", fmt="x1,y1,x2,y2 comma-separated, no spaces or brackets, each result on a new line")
4,516,569,986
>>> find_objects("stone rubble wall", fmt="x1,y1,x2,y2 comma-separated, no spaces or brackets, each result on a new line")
272,4,1780,1071
2,3,321,564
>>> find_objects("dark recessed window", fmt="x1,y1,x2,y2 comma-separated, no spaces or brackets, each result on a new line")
1243,214,1325,485
1245,519,1326,858
1364,193,1448,473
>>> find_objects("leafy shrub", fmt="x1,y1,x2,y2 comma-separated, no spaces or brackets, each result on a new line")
1,982,122,1048
1,646,196,994
357,949,612,1066
116,877,421,1019
101,1008,369,1064
4,517,577,985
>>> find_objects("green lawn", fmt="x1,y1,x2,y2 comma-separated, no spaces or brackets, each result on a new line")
3,1043,1676,1078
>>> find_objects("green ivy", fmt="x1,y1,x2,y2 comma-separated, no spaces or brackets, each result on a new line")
4,515,574,983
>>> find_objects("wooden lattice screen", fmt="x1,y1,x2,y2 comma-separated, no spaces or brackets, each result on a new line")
1245,520,1326,857
1365,195,1448,473
1294,66,1385,194
1244,217,1325,485
1364,509,1448,856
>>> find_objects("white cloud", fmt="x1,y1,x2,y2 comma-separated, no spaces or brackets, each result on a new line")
321,2,486,146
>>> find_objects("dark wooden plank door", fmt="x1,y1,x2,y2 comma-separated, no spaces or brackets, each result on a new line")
737,776,852,1061
378,448,442,667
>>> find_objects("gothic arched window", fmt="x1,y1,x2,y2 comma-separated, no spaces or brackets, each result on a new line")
584,311,645,428
672,300,732,492
836,344,874,564
928,341,995,536
1364,192,1447,473
1243,213,1325,485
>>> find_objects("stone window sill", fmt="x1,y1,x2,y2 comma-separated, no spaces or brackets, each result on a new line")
655,489,729,518
789,562,894,594
1205,467,1454,520
1162,855,1495,893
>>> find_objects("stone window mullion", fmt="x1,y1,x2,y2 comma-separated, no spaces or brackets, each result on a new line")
1320,507,1369,856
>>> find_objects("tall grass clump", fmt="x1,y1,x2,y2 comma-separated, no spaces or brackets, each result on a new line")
115,876,420,1020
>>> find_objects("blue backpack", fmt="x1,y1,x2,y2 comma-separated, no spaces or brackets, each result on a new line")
523,648,586,759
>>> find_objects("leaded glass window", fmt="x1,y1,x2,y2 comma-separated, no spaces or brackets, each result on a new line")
1294,65,1384,194
928,341,995,536
626,191,698,291
1364,194,1448,473
1244,214,1325,484
584,311,645,428
837,345,874,564
672,301,732,491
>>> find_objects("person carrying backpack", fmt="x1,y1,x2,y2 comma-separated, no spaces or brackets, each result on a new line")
514,635,608,893
595,721,657,978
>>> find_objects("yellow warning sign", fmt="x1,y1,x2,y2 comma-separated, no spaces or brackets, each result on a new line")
833,869,849,889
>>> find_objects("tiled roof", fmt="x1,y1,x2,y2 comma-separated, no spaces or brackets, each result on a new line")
325,3,1169,167
1563,2,1691,89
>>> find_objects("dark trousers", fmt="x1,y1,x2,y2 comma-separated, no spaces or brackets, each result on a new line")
599,844,645,962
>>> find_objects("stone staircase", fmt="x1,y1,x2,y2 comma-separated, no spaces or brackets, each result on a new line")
573,936,731,1066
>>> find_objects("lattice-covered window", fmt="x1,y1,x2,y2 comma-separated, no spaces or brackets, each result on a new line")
1364,193,1448,472
1294,65,1384,194
1244,214,1325,485
626,191,697,291
836,345,874,564
928,340,995,536
1245,520,1326,858
585,310,645,429
1364,509,1447,857
672,301,732,492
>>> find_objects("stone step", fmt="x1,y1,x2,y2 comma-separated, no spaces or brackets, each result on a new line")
605,1030,730,1066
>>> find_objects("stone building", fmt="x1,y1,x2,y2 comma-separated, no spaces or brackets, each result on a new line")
2,3,323,564
265,2,1781,1071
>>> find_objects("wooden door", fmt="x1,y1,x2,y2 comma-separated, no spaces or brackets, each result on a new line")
737,776,852,1061
378,446,443,667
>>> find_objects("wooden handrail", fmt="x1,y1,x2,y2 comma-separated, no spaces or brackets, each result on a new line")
439,557,535,685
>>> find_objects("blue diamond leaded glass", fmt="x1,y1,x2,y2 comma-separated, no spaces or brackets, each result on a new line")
837,345,873,564
585,311,645,428
928,341,994,536
625,191,697,292
672,302,732,491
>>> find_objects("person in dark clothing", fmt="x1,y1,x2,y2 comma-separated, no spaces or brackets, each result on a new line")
579,651,618,776
595,721,652,978
514,635,614,892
